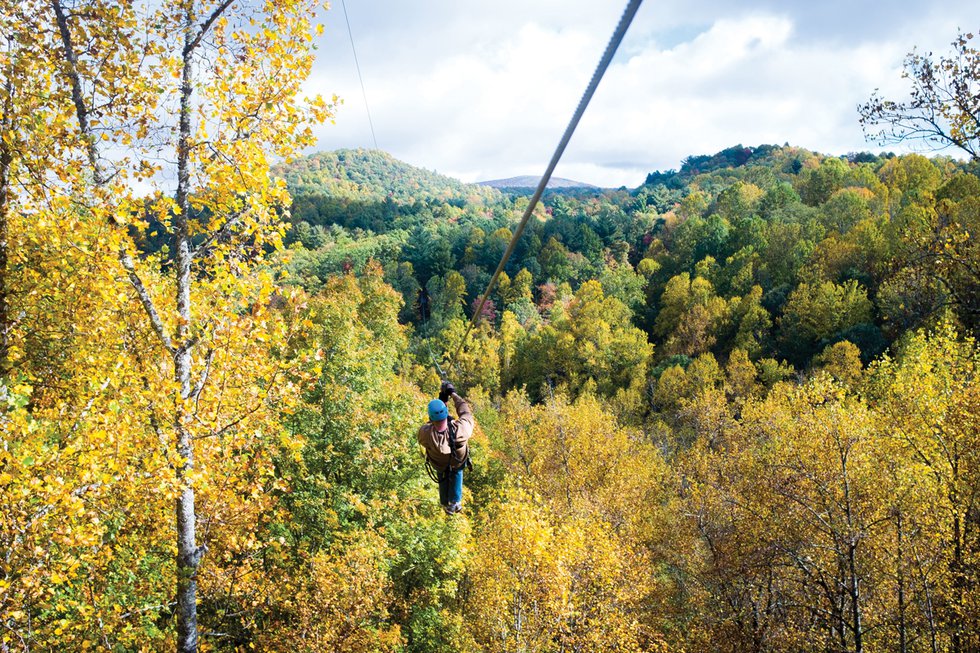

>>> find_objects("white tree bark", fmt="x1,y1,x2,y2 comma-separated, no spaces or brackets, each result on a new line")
0,65,11,376
174,7,201,649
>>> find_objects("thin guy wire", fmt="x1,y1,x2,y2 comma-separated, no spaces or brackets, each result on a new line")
448,0,643,367
340,0,379,150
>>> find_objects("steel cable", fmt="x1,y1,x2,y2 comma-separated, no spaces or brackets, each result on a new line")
446,0,644,369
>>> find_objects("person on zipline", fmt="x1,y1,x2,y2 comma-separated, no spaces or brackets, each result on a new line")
418,381,474,515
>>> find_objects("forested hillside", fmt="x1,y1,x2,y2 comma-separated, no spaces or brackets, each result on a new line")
3,1,980,651
269,140,980,651
283,143,979,379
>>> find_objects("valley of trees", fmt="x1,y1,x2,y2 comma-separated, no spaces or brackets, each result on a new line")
2,1,979,650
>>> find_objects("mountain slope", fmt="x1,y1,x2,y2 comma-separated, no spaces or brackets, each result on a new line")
278,148,501,204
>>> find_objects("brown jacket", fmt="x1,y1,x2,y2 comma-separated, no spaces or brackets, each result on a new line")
417,393,474,471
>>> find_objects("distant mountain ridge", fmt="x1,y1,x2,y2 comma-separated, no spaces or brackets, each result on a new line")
277,149,605,203
277,148,501,204
477,175,598,189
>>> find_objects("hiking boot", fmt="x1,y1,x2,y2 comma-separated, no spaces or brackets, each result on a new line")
450,502,463,514
442,504,454,516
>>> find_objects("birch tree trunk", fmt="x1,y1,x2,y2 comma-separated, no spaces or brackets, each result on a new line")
0,70,11,377
51,0,205,646
46,0,331,647
174,6,201,650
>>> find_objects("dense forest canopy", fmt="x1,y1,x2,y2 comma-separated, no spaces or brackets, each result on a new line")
2,1,980,650
281,143,979,378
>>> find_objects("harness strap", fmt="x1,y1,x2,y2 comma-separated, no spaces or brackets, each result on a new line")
423,419,471,484
447,420,465,469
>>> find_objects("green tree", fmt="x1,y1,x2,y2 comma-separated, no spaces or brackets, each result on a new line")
538,236,575,284
510,281,652,409
656,274,728,357
821,188,873,234
798,157,850,206
779,280,873,362
728,285,772,358
426,271,467,330
814,340,864,386
878,154,942,205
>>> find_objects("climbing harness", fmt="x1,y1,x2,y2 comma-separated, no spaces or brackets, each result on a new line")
447,0,644,367
422,418,472,485
418,290,473,482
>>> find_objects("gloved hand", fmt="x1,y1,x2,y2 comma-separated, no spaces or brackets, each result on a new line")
439,381,456,403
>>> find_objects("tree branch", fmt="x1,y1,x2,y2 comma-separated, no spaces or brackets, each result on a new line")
120,249,175,354
67,375,114,437
192,347,214,409
192,210,245,261
51,0,105,185
53,1,176,359
183,0,235,57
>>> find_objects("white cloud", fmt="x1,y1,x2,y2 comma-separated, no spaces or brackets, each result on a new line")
306,1,980,188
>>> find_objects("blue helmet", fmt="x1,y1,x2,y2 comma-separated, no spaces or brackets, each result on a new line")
428,399,448,421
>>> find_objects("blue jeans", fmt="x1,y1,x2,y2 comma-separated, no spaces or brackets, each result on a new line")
438,466,463,506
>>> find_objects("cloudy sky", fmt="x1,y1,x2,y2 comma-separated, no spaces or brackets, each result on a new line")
304,0,980,188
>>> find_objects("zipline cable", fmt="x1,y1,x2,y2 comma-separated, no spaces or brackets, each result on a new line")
340,0,379,150
446,0,644,369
